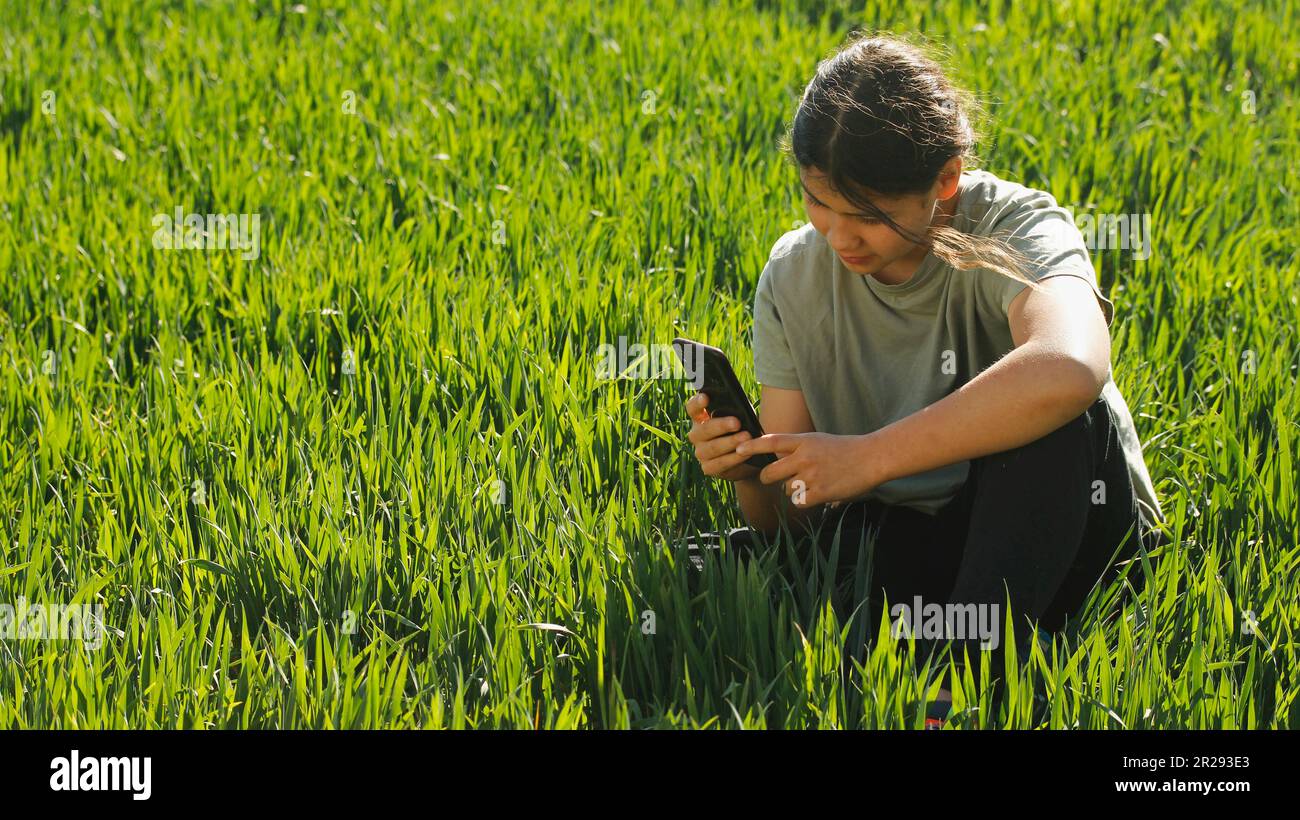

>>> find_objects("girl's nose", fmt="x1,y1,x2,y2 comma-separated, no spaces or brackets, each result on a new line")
826,222,858,254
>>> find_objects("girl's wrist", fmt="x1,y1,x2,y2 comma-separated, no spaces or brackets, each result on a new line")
852,430,896,489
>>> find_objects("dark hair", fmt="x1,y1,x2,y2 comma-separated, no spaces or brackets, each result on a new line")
779,32,1038,291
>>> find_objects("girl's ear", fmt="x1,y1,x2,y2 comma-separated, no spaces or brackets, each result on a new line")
934,156,963,200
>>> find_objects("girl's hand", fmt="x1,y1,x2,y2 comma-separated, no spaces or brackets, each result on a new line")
735,431,886,508
685,392,760,482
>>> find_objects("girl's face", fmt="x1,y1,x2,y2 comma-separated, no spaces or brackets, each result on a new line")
799,163,958,284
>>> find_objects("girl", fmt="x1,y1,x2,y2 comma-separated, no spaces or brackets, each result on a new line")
682,33,1166,727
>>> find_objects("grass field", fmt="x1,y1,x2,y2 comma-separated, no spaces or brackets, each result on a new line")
0,0,1296,728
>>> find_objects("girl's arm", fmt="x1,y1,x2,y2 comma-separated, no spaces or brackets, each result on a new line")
737,385,826,537
863,275,1112,486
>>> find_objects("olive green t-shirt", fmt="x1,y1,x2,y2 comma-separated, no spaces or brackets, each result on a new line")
751,168,1164,529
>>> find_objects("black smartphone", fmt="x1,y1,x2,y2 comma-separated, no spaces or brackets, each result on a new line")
671,337,777,469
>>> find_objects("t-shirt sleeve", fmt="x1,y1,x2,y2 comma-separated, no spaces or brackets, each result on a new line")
752,256,802,390
981,198,1115,327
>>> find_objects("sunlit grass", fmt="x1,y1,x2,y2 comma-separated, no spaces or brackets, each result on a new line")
0,0,1295,728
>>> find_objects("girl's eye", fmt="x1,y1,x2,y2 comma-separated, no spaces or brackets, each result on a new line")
802,193,879,224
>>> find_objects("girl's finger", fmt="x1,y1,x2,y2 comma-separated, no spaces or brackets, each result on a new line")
698,430,750,461
694,429,744,461
755,455,800,486
705,415,742,440
704,447,757,477
688,392,709,418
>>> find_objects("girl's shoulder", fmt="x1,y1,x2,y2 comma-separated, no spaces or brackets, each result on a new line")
957,168,1073,237
768,220,821,262
759,222,827,290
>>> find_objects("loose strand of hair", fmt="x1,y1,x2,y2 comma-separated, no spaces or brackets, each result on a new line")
928,224,1043,293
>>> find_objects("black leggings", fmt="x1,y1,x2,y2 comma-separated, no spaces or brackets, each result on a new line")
680,396,1163,690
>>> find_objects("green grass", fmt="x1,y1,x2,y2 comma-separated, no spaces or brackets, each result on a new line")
0,0,1296,728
